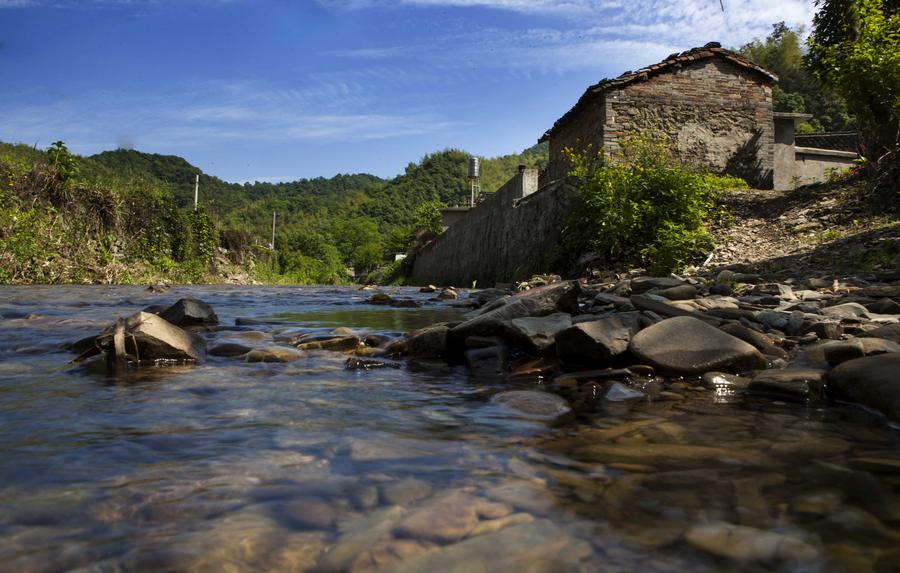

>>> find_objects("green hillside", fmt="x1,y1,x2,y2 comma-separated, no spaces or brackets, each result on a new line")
0,139,549,285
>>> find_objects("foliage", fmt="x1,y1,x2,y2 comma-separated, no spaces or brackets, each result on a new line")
561,138,741,275
189,207,218,265
738,22,855,132
807,0,900,157
412,201,445,236
47,141,81,183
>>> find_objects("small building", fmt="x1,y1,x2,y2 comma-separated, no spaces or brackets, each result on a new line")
539,42,778,188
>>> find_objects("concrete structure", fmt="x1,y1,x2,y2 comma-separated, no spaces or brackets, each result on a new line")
539,42,778,188
774,113,858,189
438,207,470,232
409,169,576,286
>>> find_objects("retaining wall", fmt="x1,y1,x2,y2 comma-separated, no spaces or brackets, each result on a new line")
409,169,576,287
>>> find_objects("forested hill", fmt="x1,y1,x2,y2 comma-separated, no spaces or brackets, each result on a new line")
0,138,547,285
87,143,548,241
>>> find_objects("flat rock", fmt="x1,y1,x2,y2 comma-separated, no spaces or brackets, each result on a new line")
245,346,304,363
394,491,481,543
822,302,870,321
490,390,571,422
826,353,900,422
630,276,686,293
628,316,767,375
464,346,508,378
555,312,641,363
748,369,824,402
159,297,219,327
507,313,572,353
685,521,818,562
576,442,775,468
381,478,433,506
719,323,788,359
658,284,698,300
391,519,591,573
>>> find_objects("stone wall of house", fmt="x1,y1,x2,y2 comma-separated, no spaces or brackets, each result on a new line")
547,58,775,188
409,169,576,287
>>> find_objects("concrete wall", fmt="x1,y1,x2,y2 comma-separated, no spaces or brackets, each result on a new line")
547,58,775,188
409,169,576,287
792,147,858,186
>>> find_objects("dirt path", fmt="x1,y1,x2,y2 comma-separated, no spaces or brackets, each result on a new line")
699,181,899,280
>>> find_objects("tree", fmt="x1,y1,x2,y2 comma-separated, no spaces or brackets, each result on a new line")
807,0,900,157
738,23,854,132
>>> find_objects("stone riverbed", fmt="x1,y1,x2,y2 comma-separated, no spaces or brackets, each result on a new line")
1,282,899,572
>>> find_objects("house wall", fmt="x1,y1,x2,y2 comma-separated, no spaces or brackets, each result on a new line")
409,169,576,287
547,58,775,188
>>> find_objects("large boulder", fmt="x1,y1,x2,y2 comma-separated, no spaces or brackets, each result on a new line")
507,313,572,353
555,312,642,363
509,280,579,314
159,298,218,327
96,311,206,364
628,316,767,375
861,322,900,344
826,353,900,422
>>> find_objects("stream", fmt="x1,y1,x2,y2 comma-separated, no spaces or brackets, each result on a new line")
1,285,899,572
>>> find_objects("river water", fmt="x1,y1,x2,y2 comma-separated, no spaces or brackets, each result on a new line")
1,285,899,573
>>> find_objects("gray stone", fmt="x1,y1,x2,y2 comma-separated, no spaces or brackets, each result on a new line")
381,478,432,507
825,338,900,366
861,322,900,344
507,313,572,353
159,297,219,327
826,353,900,422
809,321,843,340
93,311,207,364
296,335,360,351
866,298,900,315
751,283,796,300
490,390,572,422
393,491,481,543
748,369,824,402
407,325,449,358
555,312,642,363
719,323,788,359
630,276,686,293
822,302,870,321
629,316,767,375
605,382,645,402
658,284,698,300
630,294,722,325
437,288,459,300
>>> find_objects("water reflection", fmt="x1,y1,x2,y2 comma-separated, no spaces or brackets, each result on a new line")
0,285,898,572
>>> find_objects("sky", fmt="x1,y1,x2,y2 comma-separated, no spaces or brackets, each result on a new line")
0,0,816,183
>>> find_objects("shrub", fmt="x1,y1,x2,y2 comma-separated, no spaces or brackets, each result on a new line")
561,138,744,275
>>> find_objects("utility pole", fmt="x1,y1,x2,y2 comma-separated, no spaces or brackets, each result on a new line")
271,211,276,250
194,174,199,211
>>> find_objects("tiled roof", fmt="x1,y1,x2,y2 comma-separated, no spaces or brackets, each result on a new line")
538,42,778,143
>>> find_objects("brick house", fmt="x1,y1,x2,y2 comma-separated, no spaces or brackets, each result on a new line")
539,42,778,188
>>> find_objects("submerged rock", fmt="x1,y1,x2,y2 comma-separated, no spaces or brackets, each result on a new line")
245,346,304,363
685,521,818,563
629,316,766,375
407,325,449,358
490,390,572,422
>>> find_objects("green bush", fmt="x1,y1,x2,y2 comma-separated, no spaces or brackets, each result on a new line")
561,138,744,275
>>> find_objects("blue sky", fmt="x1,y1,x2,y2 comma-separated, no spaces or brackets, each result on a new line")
0,0,815,183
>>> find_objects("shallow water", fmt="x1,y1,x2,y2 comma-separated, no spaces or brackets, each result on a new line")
1,285,899,572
